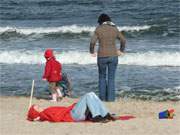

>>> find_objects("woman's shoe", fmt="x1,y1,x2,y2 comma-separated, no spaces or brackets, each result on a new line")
91,115,110,123
104,113,116,121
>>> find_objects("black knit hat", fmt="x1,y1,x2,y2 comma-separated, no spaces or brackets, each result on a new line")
98,14,111,25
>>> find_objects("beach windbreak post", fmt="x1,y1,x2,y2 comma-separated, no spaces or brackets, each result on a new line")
28,80,35,109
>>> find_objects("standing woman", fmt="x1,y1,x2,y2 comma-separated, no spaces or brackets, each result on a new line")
89,14,126,101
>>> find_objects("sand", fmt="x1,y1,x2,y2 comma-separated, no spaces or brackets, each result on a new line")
0,96,180,135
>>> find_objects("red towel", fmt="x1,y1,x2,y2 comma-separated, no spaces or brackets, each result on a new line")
117,115,135,120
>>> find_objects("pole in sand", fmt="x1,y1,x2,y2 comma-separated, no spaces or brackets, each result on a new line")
28,80,35,109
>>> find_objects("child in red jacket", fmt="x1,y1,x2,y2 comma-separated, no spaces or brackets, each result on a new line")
43,49,63,102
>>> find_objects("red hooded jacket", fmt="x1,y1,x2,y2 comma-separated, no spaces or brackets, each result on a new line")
27,103,76,122
43,49,62,82
43,57,62,82
39,104,76,122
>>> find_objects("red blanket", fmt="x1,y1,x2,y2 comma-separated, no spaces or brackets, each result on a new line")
117,115,135,120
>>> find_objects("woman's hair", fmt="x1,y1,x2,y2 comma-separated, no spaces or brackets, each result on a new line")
98,14,111,25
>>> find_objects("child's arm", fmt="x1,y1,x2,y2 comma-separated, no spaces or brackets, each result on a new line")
43,63,51,80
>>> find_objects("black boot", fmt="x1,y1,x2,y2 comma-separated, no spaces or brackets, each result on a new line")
104,113,116,121
91,115,110,123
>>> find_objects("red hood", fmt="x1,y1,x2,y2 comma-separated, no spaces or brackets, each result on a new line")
27,105,40,121
44,49,54,59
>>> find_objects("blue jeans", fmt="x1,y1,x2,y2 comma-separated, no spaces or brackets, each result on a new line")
71,92,109,121
98,56,118,101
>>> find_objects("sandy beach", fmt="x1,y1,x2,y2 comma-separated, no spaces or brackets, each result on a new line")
0,96,179,135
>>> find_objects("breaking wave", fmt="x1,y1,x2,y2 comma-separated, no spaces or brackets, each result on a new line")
0,25,151,37
0,50,180,66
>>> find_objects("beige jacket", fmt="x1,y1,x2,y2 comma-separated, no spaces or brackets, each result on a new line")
90,23,126,57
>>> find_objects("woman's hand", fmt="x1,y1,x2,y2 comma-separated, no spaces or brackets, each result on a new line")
91,53,97,57
117,50,124,56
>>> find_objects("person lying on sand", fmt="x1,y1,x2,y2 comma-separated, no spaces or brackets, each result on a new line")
27,92,116,123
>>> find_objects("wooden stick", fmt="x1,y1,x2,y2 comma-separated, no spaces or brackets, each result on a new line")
28,80,35,109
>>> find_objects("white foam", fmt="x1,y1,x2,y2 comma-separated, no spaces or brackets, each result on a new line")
120,51,180,66
0,25,151,35
176,95,180,99
0,50,180,66
117,25,151,32
174,86,180,90
0,50,95,64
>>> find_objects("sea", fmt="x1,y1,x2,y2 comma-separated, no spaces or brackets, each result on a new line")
0,0,180,101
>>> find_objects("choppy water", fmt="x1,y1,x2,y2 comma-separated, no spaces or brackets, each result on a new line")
0,0,180,101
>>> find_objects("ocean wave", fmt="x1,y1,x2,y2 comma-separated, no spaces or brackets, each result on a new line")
0,25,151,36
0,50,180,66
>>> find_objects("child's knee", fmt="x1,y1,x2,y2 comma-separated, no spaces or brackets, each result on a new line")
87,92,96,98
